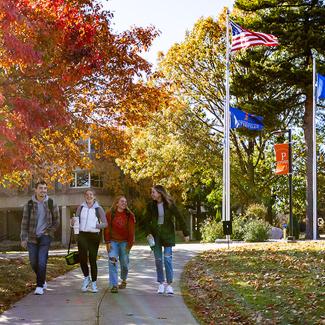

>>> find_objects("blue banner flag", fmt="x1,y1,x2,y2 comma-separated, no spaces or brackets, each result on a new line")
230,107,264,130
317,73,325,100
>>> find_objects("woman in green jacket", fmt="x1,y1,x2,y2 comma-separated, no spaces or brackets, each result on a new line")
145,185,190,295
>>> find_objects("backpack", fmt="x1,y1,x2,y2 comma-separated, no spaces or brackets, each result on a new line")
78,205,103,242
79,205,100,222
28,198,54,220
26,198,54,235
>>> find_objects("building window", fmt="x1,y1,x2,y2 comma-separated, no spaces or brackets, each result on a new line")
91,174,103,188
70,171,90,188
70,171,103,188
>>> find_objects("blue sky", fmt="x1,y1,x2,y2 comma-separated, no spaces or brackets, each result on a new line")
102,0,234,65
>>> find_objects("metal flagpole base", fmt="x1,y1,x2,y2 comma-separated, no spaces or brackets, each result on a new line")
226,235,230,249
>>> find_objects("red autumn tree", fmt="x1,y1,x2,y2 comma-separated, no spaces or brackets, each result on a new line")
0,0,165,186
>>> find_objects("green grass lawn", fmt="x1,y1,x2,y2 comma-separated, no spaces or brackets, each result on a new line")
0,255,78,314
181,241,325,325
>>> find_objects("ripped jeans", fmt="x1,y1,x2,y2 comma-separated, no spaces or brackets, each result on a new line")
108,241,129,287
153,239,173,284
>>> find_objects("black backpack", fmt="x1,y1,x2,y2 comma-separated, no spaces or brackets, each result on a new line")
27,198,54,219
78,205,103,242
26,198,54,235
79,205,100,221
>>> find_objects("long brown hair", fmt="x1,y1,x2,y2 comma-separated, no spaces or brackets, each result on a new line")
153,185,174,207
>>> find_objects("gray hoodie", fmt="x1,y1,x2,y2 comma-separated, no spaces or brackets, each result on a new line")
32,194,48,237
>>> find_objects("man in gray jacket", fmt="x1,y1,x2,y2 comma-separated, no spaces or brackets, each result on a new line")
21,181,60,295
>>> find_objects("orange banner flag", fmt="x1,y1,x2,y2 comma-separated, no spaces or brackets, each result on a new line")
274,143,289,175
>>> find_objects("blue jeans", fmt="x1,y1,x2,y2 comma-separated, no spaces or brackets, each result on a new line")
108,241,129,287
153,241,173,284
27,235,52,287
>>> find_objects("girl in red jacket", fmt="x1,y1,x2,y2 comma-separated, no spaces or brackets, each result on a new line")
104,195,135,293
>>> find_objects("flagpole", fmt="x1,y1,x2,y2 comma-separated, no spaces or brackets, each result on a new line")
226,10,230,225
222,9,231,229
312,51,317,240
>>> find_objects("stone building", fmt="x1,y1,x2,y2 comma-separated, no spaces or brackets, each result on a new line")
0,171,113,246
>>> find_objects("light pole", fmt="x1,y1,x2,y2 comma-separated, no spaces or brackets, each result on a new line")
288,129,294,239
272,129,294,240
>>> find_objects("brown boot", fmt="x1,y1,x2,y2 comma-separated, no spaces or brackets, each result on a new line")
118,280,127,289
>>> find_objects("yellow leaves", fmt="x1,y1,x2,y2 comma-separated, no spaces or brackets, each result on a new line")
161,16,224,69
183,242,325,325
117,100,220,194
10,124,93,186
0,170,32,188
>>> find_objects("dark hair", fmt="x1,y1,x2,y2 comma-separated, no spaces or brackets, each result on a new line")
153,185,174,207
34,180,47,188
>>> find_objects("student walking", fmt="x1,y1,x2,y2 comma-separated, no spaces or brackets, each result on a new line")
104,195,135,293
73,189,107,293
20,181,60,295
144,185,190,295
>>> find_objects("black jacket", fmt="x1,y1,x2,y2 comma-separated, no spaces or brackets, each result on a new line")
144,201,189,246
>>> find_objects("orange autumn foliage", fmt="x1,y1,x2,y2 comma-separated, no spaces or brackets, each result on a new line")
0,0,167,186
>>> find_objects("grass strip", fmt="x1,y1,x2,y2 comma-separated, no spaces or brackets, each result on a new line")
181,241,325,325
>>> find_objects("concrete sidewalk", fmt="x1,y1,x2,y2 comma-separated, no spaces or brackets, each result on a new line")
0,243,223,325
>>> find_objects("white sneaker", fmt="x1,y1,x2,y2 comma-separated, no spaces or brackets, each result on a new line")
166,284,174,295
157,283,165,294
81,276,91,292
43,282,47,290
91,281,98,293
34,287,44,295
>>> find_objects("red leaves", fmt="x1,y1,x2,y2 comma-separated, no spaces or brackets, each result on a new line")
0,1,41,65
2,30,41,64
0,0,161,184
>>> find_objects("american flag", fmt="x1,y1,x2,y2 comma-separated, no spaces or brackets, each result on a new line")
230,21,279,52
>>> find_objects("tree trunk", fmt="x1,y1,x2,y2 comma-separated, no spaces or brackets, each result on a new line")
266,193,275,225
304,95,314,239
247,140,257,204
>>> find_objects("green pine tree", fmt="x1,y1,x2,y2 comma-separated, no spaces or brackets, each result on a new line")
233,0,325,238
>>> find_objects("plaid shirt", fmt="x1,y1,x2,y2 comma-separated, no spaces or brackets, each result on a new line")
20,198,60,243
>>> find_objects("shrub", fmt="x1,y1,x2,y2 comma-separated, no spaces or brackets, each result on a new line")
243,219,271,242
215,210,222,222
200,218,224,242
245,203,267,220
231,215,247,241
